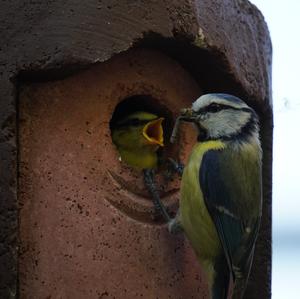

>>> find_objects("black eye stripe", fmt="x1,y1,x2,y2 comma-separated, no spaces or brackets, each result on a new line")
116,118,157,128
205,103,224,113
197,104,253,114
126,118,143,126
197,103,228,113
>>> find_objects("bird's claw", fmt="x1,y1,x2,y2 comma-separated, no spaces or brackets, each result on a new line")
166,158,185,177
168,218,184,235
143,169,171,222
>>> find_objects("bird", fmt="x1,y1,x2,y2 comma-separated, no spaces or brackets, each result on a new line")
169,93,262,299
111,111,171,221
111,111,164,170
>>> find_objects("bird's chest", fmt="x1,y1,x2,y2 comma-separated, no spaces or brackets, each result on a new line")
119,147,158,169
180,143,223,260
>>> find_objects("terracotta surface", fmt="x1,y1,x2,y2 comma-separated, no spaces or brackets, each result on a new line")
0,1,272,298
19,49,205,298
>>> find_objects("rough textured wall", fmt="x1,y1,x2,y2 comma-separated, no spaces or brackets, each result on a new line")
0,0,272,298
19,49,204,299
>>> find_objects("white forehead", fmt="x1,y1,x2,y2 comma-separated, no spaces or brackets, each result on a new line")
192,93,249,111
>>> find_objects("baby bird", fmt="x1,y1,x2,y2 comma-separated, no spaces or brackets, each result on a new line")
111,111,170,221
111,111,164,169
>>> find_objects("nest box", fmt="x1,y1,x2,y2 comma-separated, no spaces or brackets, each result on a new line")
0,1,272,298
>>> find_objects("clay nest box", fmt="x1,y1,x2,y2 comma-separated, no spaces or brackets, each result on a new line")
0,1,272,298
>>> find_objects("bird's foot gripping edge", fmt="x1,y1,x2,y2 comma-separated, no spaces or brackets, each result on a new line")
143,169,183,235
168,217,184,235
169,158,185,176
164,158,185,180
143,169,171,222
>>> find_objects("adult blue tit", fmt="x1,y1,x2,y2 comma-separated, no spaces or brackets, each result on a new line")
171,93,262,299
111,111,164,169
111,111,170,221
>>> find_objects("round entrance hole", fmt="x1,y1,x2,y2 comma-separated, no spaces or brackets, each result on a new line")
108,94,181,223
100,49,201,224
110,94,175,170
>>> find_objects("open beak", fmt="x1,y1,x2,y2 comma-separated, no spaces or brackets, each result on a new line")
143,117,164,146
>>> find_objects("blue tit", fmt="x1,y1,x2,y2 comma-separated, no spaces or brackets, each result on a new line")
170,93,262,299
111,111,170,221
111,111,164,170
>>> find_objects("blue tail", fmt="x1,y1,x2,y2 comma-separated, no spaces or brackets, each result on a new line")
212,257,231,299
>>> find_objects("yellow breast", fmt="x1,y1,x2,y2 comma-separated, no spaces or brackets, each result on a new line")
180,140,226,260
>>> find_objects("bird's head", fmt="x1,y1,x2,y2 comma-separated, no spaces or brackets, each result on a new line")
176,93,259,141
112,111,164,149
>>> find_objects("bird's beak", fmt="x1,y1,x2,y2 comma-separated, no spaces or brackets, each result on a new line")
179,108,198,121
143,117,164,146
170,108,199,143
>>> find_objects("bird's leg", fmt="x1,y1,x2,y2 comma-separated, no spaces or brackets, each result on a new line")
164,158,185,181
143,169,171,222
143,169,184,234
168,158,185,176
168,211,184,234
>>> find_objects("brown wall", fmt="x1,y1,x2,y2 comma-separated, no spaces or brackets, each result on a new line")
19,49,205,298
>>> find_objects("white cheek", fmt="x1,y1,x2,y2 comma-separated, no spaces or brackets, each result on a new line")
199,114,208,121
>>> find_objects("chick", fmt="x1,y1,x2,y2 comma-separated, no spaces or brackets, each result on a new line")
111,111,170,221
111,111,164,169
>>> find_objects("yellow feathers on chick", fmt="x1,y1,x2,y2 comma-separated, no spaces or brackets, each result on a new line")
111,111,164,170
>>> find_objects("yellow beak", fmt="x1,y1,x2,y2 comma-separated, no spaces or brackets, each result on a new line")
143,117,164,146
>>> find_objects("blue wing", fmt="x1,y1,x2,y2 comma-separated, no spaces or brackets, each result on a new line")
200,147,262,296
